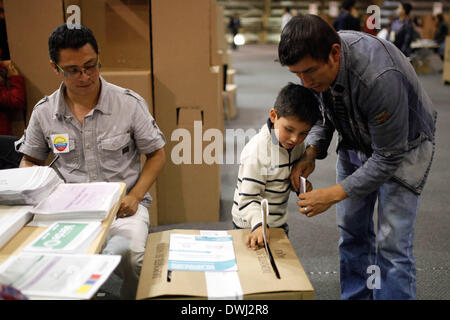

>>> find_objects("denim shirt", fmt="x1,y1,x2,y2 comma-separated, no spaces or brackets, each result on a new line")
305,31,437,198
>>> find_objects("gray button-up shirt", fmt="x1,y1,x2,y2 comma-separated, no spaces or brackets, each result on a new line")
18,77,166,207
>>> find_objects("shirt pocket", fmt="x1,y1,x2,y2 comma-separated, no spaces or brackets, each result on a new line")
47,138,81,172
99,133,135,171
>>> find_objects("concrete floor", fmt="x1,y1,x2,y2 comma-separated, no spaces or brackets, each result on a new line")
102,44,450,300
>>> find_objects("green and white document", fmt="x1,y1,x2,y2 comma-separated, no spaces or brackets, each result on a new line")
23,221,101,254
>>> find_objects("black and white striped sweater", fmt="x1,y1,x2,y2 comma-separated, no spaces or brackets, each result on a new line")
231,121,306,231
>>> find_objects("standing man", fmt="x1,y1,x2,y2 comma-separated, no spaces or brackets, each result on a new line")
278,15,436,299
16,24,166,299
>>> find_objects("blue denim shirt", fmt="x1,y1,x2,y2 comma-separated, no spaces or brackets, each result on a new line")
305,31,437,198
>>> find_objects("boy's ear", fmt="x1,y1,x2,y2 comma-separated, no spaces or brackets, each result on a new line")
269,108,277,123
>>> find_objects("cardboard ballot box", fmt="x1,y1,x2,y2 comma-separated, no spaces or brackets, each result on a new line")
136,228,314,300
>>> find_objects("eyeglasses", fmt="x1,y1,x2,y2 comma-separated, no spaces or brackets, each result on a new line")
54,56,101,79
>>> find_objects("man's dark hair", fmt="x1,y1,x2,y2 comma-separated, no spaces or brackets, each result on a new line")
342,0,355,11
401,2,412,16
48,23,98,64
278,14,340,65
274,82,321,126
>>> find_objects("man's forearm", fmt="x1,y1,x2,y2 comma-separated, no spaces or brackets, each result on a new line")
19,155,45,167
128,148,166,202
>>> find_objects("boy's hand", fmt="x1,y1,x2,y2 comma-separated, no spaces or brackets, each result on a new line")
246,226,270,250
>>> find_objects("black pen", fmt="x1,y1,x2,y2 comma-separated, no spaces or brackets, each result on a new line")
48,154,66,183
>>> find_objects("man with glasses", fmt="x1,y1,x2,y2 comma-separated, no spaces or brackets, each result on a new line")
16,24,166,299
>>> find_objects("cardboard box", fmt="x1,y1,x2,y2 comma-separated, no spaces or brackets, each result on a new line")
151,0,223,224
80,0,150,69
136,228,314,300
443,36,450,84
4,0,65,137
223,84,237,120
155,103,221,224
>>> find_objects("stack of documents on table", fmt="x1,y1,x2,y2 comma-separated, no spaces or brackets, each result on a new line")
0,205,33,249
0,252,121,299
0,166,63,205
30,182,121,226
22,221,101,254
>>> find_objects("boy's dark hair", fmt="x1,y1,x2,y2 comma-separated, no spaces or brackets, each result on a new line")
274,82,321,126
48,23,98,64
278,14,340,65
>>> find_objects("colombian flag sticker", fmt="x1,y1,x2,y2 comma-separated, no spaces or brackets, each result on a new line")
51,134,70,153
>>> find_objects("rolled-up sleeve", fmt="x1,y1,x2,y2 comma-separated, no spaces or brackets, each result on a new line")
132,99,166,155
17,108,50,161
340,70,409,199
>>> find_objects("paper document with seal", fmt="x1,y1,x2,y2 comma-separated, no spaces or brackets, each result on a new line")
261,199,280,279
168,233,238,272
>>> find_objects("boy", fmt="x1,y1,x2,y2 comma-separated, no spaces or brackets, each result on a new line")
232,83,320,250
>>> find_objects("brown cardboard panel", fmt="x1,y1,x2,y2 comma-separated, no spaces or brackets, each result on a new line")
100,69,153,115
4,0,64,135
80,0,150,69
151,0,213,78
443,36,450,83
136,228,314,300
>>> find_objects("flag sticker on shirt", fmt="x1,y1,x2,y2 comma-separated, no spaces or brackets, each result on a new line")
374,109,391,125
51,134,70,153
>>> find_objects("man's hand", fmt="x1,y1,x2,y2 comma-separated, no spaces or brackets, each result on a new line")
117,194,140,218
245,226,270,250
297,184,347,217
290,145,318,192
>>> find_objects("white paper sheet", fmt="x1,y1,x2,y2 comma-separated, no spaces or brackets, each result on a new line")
168,233,238,272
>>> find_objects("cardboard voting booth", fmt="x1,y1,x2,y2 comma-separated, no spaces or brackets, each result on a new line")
136,228,314,300
443,36,450,84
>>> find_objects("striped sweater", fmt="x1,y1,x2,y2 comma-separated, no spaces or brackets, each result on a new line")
232,120,306,231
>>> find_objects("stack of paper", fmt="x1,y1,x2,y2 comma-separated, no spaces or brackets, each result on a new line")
0,166,63,205
0,205,33,249
0,252,121,299
30,182,121,226
22,221,101,254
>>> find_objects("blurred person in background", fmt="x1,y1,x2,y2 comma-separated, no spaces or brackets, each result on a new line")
281,7,293,31
433,14,448,60
390,2,414,57
334,0,361,32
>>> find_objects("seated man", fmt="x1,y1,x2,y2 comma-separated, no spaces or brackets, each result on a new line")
16,24,166,299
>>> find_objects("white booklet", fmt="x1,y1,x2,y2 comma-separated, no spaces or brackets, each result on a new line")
30,182,121,226
0,252,121,300
0,205,33,249
22,221,101,254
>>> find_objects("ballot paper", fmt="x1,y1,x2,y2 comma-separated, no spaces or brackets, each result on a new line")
0,252,121,300
168,233,238,272
0,167,63,205
30,182,121,226
22,221,101,254
260,199,280,279
0,205,33,249
299,176,306,194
